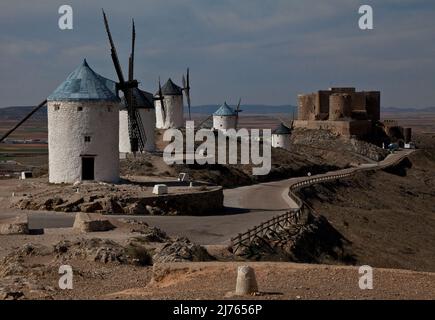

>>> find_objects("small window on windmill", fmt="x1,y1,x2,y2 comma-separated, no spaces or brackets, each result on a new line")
54,104,60,111
107,106,112,112
84,136,91,143
77,106,83,111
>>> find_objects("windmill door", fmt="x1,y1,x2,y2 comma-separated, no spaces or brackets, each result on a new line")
82,157,95,180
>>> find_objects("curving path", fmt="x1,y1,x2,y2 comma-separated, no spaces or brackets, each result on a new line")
5,150,414,245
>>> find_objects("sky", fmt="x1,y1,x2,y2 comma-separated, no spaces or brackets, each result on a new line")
0,0,434,108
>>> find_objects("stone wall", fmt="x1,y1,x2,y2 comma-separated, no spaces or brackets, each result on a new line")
329,94,352,120
293,120,372,137
16,186,224,217
123,187,224,216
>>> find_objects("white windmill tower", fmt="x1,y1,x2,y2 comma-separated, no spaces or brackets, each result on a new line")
271,114,294,151
46,59,120,183
155,70,192,129
212,99,242,133
119,89,156,154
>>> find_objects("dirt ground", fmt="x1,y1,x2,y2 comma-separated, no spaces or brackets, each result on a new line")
298,134,435,272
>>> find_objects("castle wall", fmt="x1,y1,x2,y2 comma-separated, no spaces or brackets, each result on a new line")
293,120,372,137
48,100,119,184
365,91,381,121
329,87,356,94
350,92,367,112
316,90,332,120
329,93,352,120
297,94,315,120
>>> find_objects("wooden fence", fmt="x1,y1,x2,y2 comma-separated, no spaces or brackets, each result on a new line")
230,151,412,253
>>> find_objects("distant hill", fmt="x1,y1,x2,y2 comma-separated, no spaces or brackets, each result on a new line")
381,106,435,113
1,105,435,122
0,106,47,121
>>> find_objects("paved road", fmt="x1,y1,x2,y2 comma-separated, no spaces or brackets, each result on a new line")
2,149,414,245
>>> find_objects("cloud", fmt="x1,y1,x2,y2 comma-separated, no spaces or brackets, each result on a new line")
0,0,435,107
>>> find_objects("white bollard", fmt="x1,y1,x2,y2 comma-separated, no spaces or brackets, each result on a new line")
153,184,168,195
235,266,258,295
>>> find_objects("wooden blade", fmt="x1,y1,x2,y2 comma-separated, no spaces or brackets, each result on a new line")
182,72,191,120
235,98,241,129
186,68,190,90
128,19,135,82
182,75,186,89
236,98,241,112
158,78,166,122
102,9,125,84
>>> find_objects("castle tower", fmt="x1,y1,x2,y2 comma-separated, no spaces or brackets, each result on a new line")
364,91,381,122
47,59,120,184
297,94,313,120
272,123,292,150
155,78,184,129
213,102,237,132
329,93,352,121
119,88,156,154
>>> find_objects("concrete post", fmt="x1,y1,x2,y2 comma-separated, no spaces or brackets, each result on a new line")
235,266,258,295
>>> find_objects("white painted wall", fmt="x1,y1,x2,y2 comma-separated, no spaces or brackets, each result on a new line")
272,134,291,150
119,109,130,154
119,108,156,153
213,115,237,132
48,100,120,184
155,95,184,129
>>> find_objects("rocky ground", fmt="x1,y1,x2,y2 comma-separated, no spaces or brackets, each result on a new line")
0,127,431,300
6,177,222,216
0,218,215,300
121,128,388,188
112,262,435,300
293,134,435,272
230,134,435,274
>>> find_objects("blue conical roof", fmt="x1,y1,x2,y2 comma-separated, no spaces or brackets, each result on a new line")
214,102,236,116
47,59,120,102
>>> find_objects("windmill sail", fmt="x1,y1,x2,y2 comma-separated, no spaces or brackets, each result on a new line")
0,100,47,143
102,10,146,153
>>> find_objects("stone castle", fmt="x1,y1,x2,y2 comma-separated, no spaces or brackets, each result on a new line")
294,87,381,137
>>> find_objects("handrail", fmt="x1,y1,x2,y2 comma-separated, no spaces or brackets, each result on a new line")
230,150,413,253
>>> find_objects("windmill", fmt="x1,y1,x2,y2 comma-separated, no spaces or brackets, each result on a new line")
102,10,165,153
182,68,192,120
273,110,295,131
